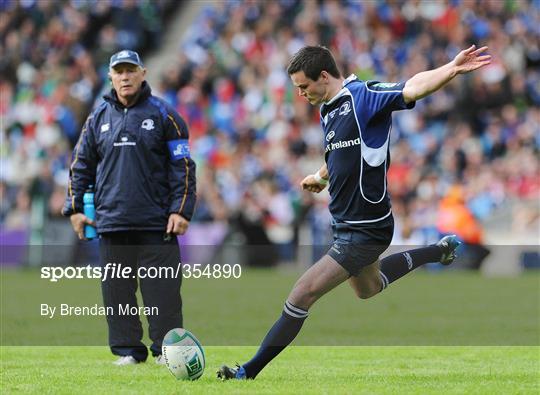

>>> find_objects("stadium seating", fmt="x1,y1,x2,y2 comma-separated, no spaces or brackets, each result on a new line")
2,0,538,264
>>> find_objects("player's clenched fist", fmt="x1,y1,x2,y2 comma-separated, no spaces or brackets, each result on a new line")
301,174,327,193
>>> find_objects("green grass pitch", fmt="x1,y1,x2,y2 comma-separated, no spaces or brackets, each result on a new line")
1,268,539,393
2,346,538,394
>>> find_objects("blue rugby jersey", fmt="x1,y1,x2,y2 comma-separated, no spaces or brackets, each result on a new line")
320,74,415,227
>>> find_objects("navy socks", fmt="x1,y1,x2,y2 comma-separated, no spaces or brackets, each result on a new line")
379,246,442,290
242,301,308,379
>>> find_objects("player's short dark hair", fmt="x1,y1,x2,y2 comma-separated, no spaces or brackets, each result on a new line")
287,46,341,80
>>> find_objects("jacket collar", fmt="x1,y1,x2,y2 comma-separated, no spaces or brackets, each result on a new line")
104,81,152,108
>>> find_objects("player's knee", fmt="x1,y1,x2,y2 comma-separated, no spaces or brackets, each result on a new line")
355,282,380,299
357,290,377,299
355,289,371,299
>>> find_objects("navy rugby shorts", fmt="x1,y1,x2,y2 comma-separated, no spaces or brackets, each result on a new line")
327,216,394,276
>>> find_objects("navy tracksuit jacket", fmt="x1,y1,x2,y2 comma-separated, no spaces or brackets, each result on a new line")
62,81,196,230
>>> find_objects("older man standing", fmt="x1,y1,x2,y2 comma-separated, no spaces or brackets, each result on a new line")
62,50,196,365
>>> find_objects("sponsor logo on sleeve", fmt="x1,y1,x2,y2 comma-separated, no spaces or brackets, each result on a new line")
168,139,190,160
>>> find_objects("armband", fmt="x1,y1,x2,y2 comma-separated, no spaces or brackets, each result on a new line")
168,139,190,160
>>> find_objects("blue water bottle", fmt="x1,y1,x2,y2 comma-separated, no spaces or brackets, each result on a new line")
83,186,97,240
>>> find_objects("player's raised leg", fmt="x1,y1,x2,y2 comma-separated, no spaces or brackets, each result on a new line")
378,235,461,291
348,235,461,298
217,254,350,380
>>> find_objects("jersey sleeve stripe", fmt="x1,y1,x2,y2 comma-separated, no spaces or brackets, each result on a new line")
364,81,402,94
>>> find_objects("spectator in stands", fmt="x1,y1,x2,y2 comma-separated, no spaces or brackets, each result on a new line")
1,0,176,248
437,185,489,269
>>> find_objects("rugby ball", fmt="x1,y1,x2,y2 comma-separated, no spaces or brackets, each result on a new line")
162,328,205,380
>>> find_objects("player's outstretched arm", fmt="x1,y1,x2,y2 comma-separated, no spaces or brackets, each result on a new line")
301,164,328,193
402,45,491,104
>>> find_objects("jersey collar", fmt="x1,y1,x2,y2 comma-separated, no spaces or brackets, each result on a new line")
342,74,358,86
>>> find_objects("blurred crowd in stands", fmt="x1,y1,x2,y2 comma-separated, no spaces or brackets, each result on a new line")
1,0,539,265
1,0,175,230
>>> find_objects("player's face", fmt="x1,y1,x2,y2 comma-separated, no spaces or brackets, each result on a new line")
109,63,146,104
290,71,328,105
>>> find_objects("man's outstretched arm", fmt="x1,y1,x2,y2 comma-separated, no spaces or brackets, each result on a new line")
402,45,491,104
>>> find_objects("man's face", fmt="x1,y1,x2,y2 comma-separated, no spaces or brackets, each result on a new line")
109,63,146,102
290,70,328,105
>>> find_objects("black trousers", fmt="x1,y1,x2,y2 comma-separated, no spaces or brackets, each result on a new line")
99,231,182,361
